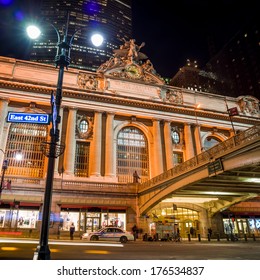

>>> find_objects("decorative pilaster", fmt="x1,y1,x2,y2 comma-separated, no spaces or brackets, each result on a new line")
89,111,102,177
105,112,115,177
64,108,77,176
152,119,164,176
164,121,174,170
184,123,195,160
194,124,202,155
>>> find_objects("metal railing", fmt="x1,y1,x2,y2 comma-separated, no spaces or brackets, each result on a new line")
140,124,260,191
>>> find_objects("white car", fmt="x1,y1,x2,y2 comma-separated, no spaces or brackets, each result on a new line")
81,227,134,243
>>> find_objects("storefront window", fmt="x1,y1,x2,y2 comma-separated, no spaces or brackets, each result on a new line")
0,209,38,229
223,218,237,234
17,210,38,228
60,210,126,233
0,210,5,227
101,213,126,229
60,211,80,231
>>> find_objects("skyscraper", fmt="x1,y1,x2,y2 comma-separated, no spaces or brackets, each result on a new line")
170,15,259,100
29,0,132,71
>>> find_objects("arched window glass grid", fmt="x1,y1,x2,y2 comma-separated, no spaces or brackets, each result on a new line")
203,136,221,150
171,130,180,144
117,126,149,183
74,141,90,177
5,123,48,178
79,120,88,133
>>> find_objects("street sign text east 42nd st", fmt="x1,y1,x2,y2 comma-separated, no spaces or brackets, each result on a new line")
7,112,50,125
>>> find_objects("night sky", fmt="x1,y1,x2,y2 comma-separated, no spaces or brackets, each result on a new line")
0,0,258,78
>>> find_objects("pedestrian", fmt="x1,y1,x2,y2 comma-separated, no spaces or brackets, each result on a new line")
208,228,212,238
190,226,194,237
133,171,140,183
132,224,138,241
69,222,75,240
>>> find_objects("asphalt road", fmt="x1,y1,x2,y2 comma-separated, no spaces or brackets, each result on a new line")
1,238,260,260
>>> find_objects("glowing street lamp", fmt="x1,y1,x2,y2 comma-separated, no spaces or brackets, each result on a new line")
27,13,103,260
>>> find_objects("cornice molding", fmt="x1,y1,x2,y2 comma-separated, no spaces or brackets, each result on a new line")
0,79,259,126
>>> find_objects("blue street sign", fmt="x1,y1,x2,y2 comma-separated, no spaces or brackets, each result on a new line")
7,112,50,125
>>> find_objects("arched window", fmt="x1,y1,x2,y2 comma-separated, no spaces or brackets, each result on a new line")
5,123,48,178
171,130,180,144
203,136,221,150
117,126,149,183
79,120,88,133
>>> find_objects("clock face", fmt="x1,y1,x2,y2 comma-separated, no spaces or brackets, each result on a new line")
125,64,142,79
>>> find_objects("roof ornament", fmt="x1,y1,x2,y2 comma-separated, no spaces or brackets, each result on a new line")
97,38,163,84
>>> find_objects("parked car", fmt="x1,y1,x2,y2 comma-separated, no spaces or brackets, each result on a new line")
81,227,134,243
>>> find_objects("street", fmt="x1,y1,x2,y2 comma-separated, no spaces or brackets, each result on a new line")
1,238,260,260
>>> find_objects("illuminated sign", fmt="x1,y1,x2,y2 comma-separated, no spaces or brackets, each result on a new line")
7,112,50,125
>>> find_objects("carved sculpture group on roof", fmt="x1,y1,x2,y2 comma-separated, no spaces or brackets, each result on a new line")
76,39,184,105
237,95,260,116
97,38,164,84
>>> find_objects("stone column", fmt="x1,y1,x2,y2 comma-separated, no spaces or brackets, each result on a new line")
153,119,164,176
105,112,115,178
164,121,174,170
194,124,202,155
89,111,102,177
0,98,9,165
64,108,77,176
184,123,195,160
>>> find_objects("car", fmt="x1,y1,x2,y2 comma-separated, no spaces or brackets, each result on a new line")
81,227,134,243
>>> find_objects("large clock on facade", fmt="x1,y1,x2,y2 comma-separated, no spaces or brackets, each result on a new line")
125,64,142,79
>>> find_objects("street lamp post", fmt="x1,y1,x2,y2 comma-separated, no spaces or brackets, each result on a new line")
31,14,70,261
0,149,8,201
28,13,103,260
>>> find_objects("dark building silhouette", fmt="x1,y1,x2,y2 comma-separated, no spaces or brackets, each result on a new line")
170,18,259,100
29,0,132,72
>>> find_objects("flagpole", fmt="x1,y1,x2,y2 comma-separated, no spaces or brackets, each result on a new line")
224,98,236,135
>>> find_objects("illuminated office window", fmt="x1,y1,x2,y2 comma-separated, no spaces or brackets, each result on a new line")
117,126,149,183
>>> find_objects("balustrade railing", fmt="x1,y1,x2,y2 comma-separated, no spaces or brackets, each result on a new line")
3,175,135,194
140,125,260,191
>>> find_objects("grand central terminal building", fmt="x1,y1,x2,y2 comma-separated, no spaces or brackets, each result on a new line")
0,40,260,240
